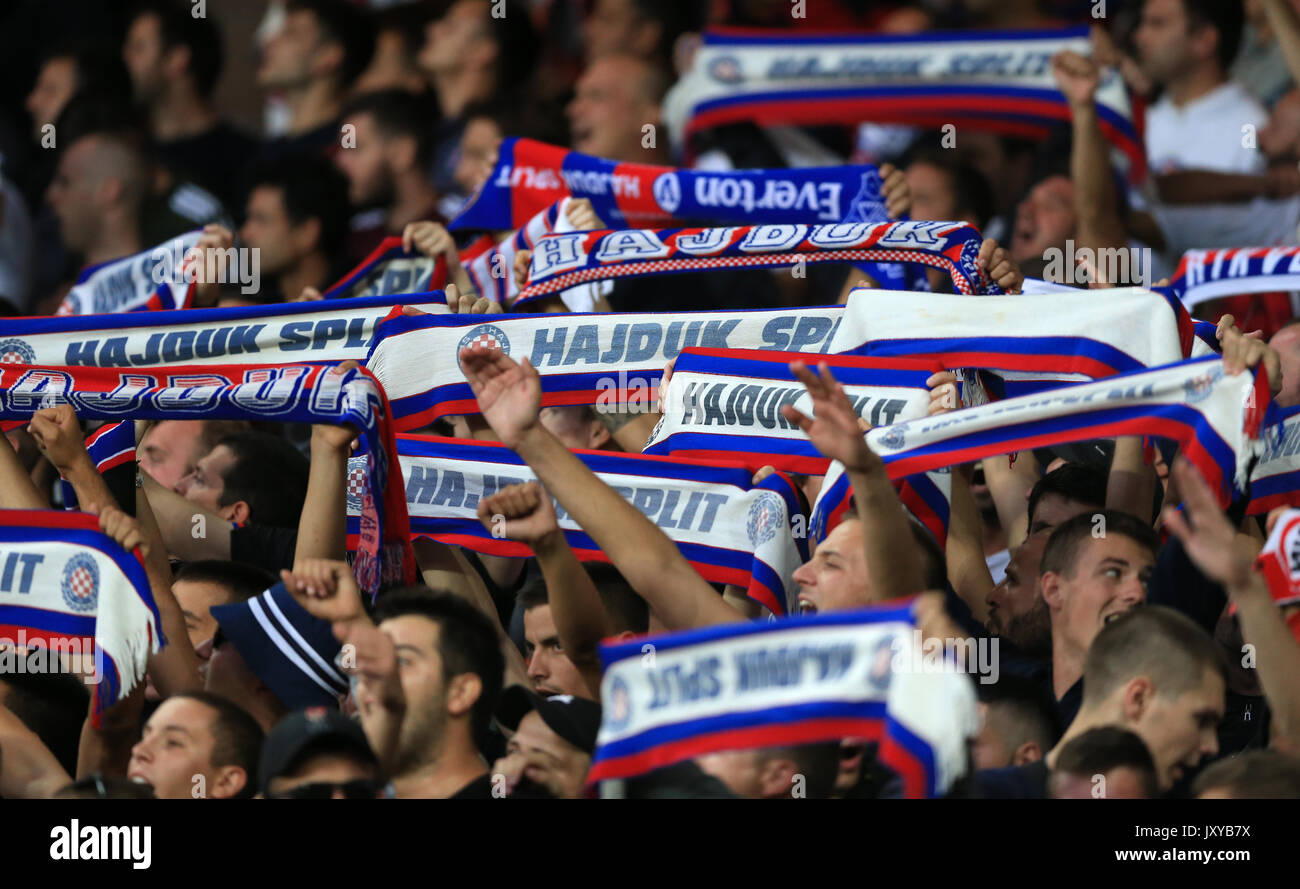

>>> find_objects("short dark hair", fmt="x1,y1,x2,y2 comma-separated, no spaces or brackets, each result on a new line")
0,672,90,777
585,563,650,634
1181,0,1245,73
1192,749,1300,799
484,0,540,93
1051,726,1159,797
39,37,133,102
340,88,434,168
214,431,310,529
286,0,376,88
900,145,996,229
56,774,157,799
1083,606,1227,705
760,740,843,799
170,690,265,798
371,587,504,750
173,560,276,603
516,564,651,635
1039,510,1160,580
245,153,351,257
1027,463,1107,534
130,0,224,98
977,674,1062,755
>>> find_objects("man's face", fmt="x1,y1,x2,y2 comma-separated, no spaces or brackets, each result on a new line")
46,138,104,253
1130,667,1225,790
695,749,766,798
970,702,1014,770
334,112,393,207
1011,175,1077,264
504,711,592,799
1051,767,1151,798
539,406,608,450
792,519,869,614
986,533,1051,655
418,0,490,76
583,0,649,60
1135,0,1195,86
258,9,323,90
139,420,210,491
1045,535,1154,657
123,12,167,103
454,117,502,197
1029,493,1095,536
904,162,959,225
522,604,587,697
566,56,655,162
178,443,237,518
173,579,235,653
378,615,450,772
1268,325,1300,407
267,752,380,798
128,697,228,798
239,186,297,276
25,57,78,137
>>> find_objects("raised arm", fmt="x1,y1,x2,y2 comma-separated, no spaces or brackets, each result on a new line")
459,344,739,630
478,482,610,697
28,405,115,512
1053,50,1130,262
280,560,405,776
0,430,48,508
140,473,232,561
784,360,926,600
0,701,72,799
1164,460,1300,754
1106,436,1158,523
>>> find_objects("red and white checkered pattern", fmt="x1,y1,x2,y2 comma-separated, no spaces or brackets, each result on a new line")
67,565,96,601
468,332,503,351
519,248,972,302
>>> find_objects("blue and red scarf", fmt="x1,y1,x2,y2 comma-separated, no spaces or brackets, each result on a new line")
516,220,997,306
449,137,890,232
322,236,447,300
644,347,940,474
664,27,1145,181
0,509,163,724
344,434,808,616
1248,405,1300,515
58,231,202,315
0,362,415,596
588,601,979,798
366,306,846,430
1170,246,1300,309
0,293,448,370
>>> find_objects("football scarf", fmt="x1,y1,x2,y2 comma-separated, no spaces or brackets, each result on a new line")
462,199,564,307
663,27,1145,180
1247,406,1300,515
1253,507,1300,608
58,231,202,315
515,221,999,306
588,601,980,798
1170,246,1300,308
830,286,1195,397
365,306,846,430
0,362,415,596
60,421,136,511
0,294,448,369
322,236,447,300
0,509,163,724
860,357,1271,505
643,348,940,474
343,435,807,616
448,137,890,232
810,460,953,551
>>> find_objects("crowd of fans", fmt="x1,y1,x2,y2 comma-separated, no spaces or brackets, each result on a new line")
1,0,1300,801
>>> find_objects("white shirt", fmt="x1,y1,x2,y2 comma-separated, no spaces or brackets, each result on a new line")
1145,82,1298,258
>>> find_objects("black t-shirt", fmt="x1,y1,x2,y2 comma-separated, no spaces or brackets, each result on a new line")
1057,677,1084,730
230,524,299,576
449,773,495,799
974,760,1050,799
156,121,260,214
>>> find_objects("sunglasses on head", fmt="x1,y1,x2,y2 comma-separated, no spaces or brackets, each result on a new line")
268,779,380,800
